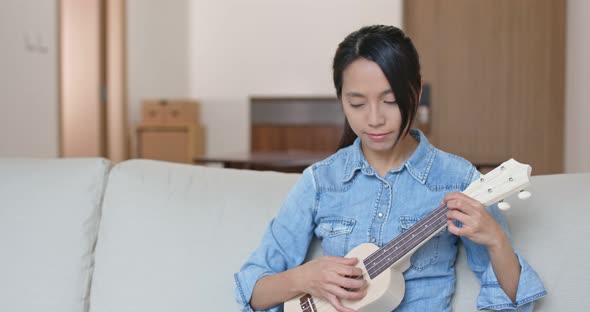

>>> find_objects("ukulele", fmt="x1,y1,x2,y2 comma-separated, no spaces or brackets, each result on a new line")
284,159,532,312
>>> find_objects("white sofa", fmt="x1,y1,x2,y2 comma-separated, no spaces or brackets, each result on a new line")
0,158,588,312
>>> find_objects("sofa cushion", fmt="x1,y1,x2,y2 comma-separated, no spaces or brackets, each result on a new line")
89,160,299,312
0,158,111,312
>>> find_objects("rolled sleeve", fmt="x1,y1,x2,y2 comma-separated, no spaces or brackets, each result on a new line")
233,167,318,311
475,252,547,311
234,269,277,312
463,169,547,311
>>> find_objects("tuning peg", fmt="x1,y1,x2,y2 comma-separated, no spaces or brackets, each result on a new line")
518,190,532,200
498,200,511,210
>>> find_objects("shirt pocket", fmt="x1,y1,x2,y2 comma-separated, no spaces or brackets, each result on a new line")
316,217,356,257
399,216,441,272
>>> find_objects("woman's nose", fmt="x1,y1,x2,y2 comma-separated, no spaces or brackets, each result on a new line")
368,104,385,127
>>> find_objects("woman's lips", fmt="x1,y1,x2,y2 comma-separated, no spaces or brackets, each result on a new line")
367,132,390,141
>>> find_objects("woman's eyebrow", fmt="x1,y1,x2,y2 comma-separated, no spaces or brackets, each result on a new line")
344,90,393,97
344,92,366,98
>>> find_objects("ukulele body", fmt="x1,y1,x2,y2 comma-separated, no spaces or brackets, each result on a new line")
284,243,410,312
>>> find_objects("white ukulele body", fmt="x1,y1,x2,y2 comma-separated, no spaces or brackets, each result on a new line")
284,243,410,312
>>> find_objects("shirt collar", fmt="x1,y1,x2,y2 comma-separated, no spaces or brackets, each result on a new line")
341,129,436,184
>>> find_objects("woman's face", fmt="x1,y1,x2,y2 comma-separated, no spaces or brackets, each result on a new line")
341,58,403,154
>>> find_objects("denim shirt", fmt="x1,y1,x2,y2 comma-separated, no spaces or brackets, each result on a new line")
234,129,546,312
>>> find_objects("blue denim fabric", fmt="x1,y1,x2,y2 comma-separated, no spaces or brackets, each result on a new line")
234,129,546,311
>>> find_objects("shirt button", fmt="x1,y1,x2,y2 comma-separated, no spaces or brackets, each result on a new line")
378,212,384,218
384,184,390,189
370,237,376,243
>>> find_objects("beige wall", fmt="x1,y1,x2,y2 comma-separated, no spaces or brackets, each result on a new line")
187,0,403,156
126,0,190,127
0,0,58,157
565,0,590,173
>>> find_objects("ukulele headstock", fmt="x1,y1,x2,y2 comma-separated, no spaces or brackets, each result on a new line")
463,159,532,209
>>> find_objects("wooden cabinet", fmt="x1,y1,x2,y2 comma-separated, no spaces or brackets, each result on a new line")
250,97,344,154
404,0,565,174
251,125,342,153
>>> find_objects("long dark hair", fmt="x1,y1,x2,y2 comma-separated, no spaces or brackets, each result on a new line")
333,25,422,149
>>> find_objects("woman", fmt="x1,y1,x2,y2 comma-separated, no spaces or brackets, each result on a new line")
234,25,546,312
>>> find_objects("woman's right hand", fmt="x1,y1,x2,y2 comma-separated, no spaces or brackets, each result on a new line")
294,256,368,312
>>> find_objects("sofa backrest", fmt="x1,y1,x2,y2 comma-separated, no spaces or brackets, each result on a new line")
88,158,589,311
89,159,299,312
0,158,111,312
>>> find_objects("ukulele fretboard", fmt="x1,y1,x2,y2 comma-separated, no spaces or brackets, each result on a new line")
363,204,449,279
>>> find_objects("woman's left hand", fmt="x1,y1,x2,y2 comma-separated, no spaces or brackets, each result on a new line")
444,192,508,249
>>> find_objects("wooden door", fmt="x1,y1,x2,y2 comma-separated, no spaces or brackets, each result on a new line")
60,0,104,157
105,0,128,162
59,0,127,160
404,0,565,174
